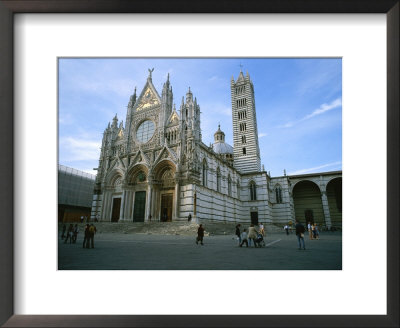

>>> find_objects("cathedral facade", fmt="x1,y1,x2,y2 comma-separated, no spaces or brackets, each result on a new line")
90,69,342,229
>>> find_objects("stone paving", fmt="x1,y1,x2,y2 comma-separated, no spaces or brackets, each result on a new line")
58,231,342,270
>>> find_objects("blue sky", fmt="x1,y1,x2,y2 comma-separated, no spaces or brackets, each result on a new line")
59,58,342,177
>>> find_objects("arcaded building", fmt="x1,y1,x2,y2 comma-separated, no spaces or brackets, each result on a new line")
90,69,342,229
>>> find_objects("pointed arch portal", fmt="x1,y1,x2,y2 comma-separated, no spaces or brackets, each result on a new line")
152,160,177,222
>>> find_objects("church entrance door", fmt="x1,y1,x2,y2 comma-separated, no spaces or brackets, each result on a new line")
250,211,258,225
133,191,146,222
304,209,314,224
161,193,173,222
111,197,121,222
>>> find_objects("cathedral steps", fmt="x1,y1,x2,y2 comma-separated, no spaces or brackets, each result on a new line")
59,221,285,236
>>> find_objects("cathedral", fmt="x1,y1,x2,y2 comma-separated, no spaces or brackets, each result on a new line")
90,69,342,230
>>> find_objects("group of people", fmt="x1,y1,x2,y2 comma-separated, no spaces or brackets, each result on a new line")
307,221,320,240
80,215,99,223
61,224,79,244
232,220,320,251
294,220,319,249
60,223,97,248
285,220,321,250
235,223,265,248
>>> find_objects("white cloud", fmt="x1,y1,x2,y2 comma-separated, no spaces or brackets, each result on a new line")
60,137,101,162
71,76,137,98
59,113,74,125
302,98,342,120
278,98,341,128
289,161,342,175
258,132,267,138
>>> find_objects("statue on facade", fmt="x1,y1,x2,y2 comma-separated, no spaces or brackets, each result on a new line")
148,68,154,79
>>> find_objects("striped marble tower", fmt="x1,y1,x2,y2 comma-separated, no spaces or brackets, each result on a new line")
231,69,261,173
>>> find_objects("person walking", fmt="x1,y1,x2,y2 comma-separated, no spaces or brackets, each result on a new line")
61,224,66,239
196,224,205,245
83,224,90,248
259,222,265,236
88,224,96,248
313,223,320,239
72,224,79,243
307,221,313,240
239,229,249,247
284,224,289,235
248,224,258,248
235,224,241,245
64,224,73,244
295,220,306,250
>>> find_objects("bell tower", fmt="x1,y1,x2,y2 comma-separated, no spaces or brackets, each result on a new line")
231,69,261,173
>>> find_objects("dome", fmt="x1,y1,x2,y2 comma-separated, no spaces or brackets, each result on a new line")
213,124,233,154
213,142,233,154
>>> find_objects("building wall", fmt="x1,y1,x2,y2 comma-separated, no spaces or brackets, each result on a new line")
270,176,294,226
58,165,96,222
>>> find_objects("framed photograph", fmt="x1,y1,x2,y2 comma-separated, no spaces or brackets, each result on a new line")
1,1,398,327
57,57,343,270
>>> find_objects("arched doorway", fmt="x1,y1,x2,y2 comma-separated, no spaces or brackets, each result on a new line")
292,180,324,226
126,164,149,222
152,160,176,222
103,170,124,222
327,177,342,229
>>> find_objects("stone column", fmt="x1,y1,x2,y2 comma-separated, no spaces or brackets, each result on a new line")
102,191,110,221
100,191,107,221
321,191,332,229
151,188,157,221
119,190,126,221
174,181,180,220
289,193,295,222
106,192,113,221
145,176,154,222
124,190,132,221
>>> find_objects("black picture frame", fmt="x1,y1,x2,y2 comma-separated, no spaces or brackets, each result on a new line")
0,1,398,327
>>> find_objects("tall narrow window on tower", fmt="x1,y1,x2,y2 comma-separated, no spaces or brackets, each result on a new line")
249,181,257,201
275,186,283,203
243,147,246,155
202,160,208,187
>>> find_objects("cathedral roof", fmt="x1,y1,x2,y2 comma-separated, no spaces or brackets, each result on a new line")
213,142,233,155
